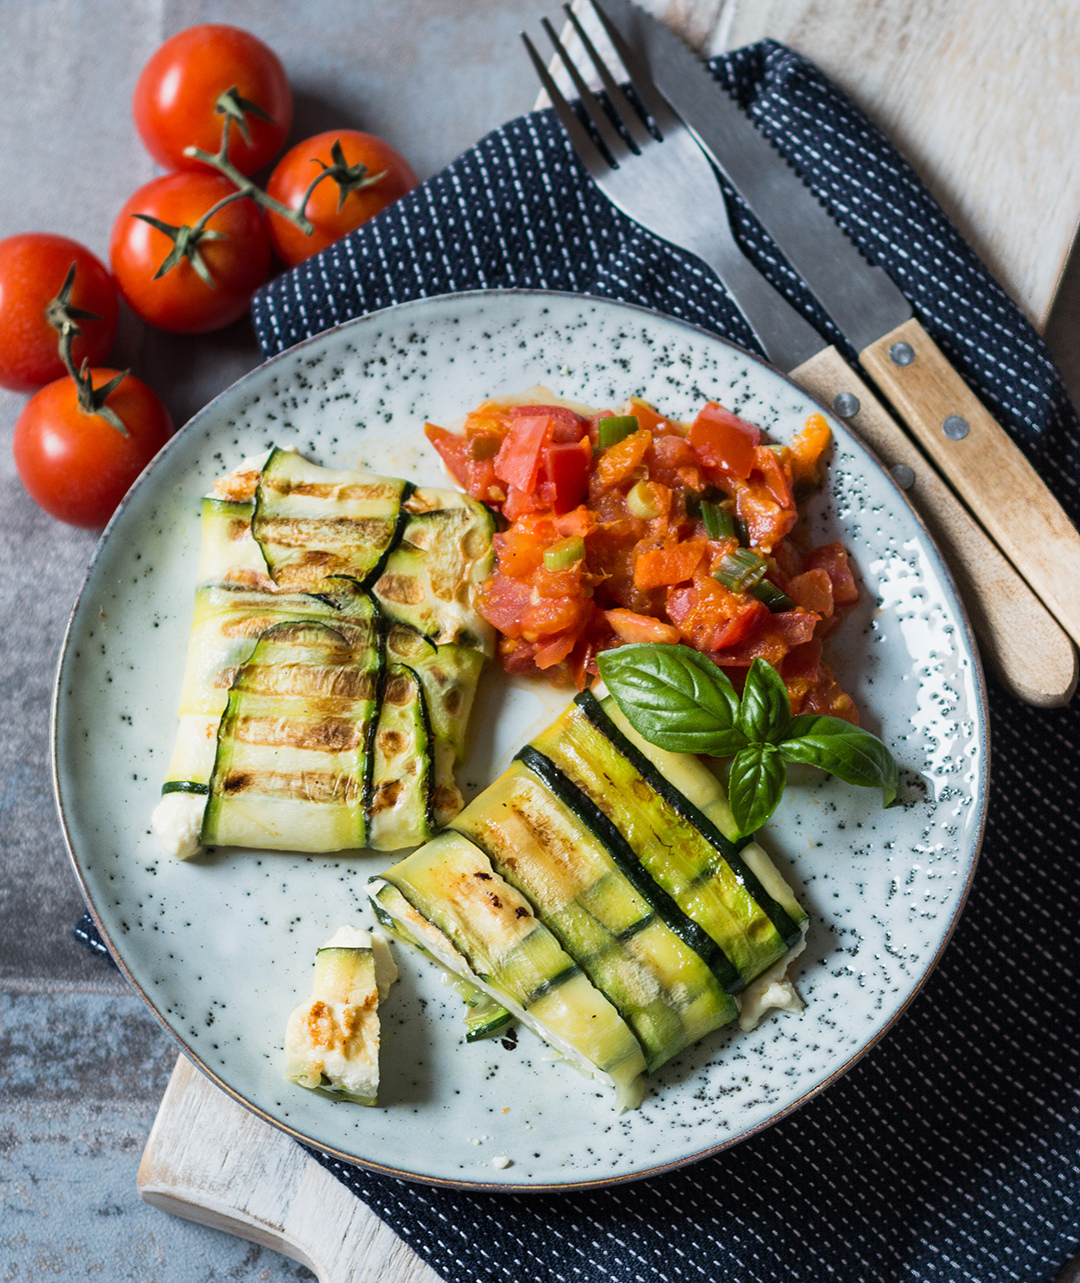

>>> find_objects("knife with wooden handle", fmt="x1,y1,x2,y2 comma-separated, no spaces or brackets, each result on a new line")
593,0,1080,664
582,0,1076,707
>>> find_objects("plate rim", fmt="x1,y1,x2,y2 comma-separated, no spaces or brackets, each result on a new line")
51,286,991,1191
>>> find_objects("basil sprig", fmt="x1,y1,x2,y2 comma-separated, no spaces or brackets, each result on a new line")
596,643,898,836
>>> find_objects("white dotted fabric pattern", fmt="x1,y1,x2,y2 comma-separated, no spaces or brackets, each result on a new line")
154,39,1080,1283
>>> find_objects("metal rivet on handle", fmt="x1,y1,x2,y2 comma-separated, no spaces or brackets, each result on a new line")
942,415,970,440
832,392,860,418
889,342,915,366
890,464,916,490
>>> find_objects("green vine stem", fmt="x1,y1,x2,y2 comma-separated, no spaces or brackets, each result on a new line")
46,261,130,436
132,87,389,286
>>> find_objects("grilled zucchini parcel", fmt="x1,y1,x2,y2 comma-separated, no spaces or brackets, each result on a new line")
370,688,808,1109
152,449,494,857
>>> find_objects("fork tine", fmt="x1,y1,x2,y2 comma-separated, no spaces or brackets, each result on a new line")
561,4,651,150
541,17,632,164
586,0,681,136
521,30,610,177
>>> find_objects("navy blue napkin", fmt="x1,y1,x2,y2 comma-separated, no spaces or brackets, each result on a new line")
79,40,1080,1283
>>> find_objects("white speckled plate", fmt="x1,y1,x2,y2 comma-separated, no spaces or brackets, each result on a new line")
53,290,988,1190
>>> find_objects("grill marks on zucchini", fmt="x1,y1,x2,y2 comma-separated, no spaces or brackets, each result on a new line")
157,451,494,856
252,448,412,592
373,836,647,1107
577,691,803,950
203,619,381,851
374,693,807,1105
450,760,737,1072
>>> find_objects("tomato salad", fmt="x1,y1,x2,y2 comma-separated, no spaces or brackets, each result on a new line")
426,394,861,723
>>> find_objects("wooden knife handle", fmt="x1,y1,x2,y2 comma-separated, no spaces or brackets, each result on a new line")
137,1055,439,1283
791,345,1077,707
859,317,1080,650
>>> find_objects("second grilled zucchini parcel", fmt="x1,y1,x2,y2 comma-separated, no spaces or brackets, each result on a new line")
152,447,495,857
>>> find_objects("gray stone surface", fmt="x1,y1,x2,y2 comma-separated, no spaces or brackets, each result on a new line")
0,2,536,1276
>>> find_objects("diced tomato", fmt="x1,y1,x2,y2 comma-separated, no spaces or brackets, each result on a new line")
735,481,797,551
500,636,540,676
805,542,859,605
511,404,587,442
787,567,834,617
594,428,652,489
534,617,590,669
667,574,769,652
605,609,681,645
494,414,552,493
480,574,533,637
502,485,546,522
554,505,595,538
522,594,591,639
425,423,471,489
545,440,590,513
494,529,545,579
633,538,706,590
754,446,794,509
688,403,760,481
627,398,670,435
710,608,819,667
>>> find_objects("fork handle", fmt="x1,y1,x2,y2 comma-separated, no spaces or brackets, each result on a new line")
859,318,1080,650
791,344,1077,707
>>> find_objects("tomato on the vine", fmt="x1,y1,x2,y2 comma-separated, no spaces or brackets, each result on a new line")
14,370,173,527
133,24,292,176
110,172,271,334
265,130,418,267
0,234,118,392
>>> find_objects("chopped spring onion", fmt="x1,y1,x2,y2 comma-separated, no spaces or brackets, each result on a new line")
734,516,750,546
750,581,796,612
597,416,639,449
544,536,586,571
627,480,662,520
701,501,735,541
713,547,768,593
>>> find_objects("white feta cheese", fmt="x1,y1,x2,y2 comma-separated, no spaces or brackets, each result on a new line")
150,791,206,860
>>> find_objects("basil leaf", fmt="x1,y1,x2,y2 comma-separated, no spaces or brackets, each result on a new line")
738,657,792,744
727,743,787,835
597,643,747,755
781,715,899,806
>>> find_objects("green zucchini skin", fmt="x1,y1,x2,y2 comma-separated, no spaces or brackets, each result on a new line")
158,454,494,855
252,447,411,592
371,496,496,654
513,747,745,996
579,691,804,949
372,892,516,1040
202,617,381,851
373,834,647,1103
450,757,738,1072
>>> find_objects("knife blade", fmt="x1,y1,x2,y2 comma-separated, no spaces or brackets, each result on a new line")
590,0,1080,660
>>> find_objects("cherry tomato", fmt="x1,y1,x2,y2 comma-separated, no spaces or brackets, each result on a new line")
133,24,292,176
265,130,418,267
14,370,173,527
0,234,118,393
110,172,271,334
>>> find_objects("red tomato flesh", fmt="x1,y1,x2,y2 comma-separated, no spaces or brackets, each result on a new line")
0,234,118,392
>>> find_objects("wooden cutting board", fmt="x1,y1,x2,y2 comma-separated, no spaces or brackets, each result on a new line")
138,2,1080,1280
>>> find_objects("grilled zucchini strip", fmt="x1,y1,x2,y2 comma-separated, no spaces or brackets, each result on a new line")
252,447,412,592
202,616,382,851
372,833,647,1109
450,758,739,1073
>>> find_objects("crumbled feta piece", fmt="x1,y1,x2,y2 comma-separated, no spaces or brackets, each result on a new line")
151,791,206,860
